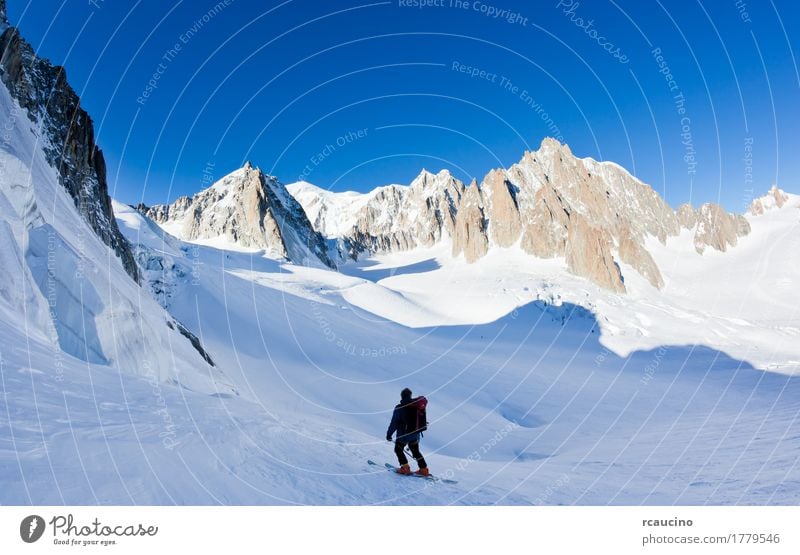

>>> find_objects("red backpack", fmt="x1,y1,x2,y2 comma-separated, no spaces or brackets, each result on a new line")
405,396,428,433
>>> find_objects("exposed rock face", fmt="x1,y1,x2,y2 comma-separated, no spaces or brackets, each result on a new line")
352,169,465,255
453,138,677,290
692,203,750,254
677,201,750,254
397,169,464,245
676,203,697,228
483,169,521,248
519,181,569,259
141,195,192,224
565,217,626,293
618,227,663,289
146,163,334,268
0,3,138,282
734,214,751,236
441,139,679,289
748,185,789,215
452,180,488,262
290,137,753,292
0,3,229,391
288,169,466,260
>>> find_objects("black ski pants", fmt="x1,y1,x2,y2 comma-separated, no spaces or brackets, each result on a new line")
395,440,427,469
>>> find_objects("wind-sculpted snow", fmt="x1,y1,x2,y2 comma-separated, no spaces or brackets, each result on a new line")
0,0,797,509
25,224,107,363
4,198,797,505
0,47,231,394
0,3,138,281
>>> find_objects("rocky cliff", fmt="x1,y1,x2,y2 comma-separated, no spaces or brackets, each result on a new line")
685,203,751,254
0,0,138,282
291,138,752,292
452,179,488,263
145,162,334,268
456,139,679,291
748,185,789,216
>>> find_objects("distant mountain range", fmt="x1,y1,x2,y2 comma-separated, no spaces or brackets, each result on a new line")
143,137,754,294
2,0,799,506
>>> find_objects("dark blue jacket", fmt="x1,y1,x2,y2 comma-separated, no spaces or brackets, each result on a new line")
386,401,421,443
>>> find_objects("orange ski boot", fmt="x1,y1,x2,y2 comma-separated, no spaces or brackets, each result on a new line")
415,467,430,477
396,464,412,475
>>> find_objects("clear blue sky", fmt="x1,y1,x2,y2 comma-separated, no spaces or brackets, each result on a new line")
8,0,800,211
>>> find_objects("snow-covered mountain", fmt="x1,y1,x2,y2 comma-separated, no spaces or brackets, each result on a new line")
748,184,790,215
143,162,334,268
0,1,228,391
287,180,405,238
2,0,799,507
95,182,800,505
147,138,753,295
288,168,465,259
289,138,751,293
0,1,137,282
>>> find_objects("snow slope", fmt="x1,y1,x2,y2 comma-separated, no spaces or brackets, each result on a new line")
1,0,797,507
3,94,799,505
0,61,231,394
5,194,798,505
320,194,800,375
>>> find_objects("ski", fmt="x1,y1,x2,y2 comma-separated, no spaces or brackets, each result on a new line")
367,460,458,484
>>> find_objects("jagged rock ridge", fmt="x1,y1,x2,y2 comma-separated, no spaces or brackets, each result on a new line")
288,169,466,260
144,162,334,268
290,138,753,292
748,185,789,216
0,2,232,391
0,0,138,281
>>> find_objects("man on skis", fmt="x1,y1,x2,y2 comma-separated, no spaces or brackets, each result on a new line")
386,388,429,476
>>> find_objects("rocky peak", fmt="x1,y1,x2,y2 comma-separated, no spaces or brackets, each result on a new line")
311,168,467,258
146,163,334,268
748,185,789,215
409,168,436,187
692,203,750,254
675,200,751,254
676,203,697,228
452,179,487,263
402,168,465,237
449,138,750,290
482,168,521,248
290,137,754,292
449,138,675,290
409,168,455,191
539,136,572,158
0,6,138,281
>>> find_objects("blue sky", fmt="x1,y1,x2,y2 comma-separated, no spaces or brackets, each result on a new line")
8,0,800,211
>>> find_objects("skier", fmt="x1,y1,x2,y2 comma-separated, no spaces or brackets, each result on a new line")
386,388,429,476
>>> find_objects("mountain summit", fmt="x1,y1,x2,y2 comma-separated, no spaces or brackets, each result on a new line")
290,138,751,292
144,162,334,268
